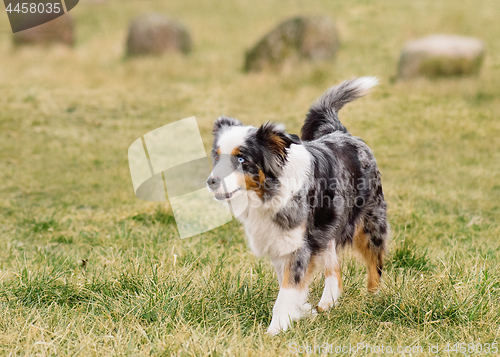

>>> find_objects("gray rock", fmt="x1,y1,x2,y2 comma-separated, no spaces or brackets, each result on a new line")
126,14,192,56
244,16,339,72
13,15,75,47
398,34,485,78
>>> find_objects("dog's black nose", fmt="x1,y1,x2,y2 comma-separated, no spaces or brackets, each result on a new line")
207,177,221,190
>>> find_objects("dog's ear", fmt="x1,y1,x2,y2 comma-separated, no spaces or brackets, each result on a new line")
255,122,299,172
213,116,242,134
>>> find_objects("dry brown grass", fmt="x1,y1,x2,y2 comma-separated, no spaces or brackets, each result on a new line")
0,0,499,355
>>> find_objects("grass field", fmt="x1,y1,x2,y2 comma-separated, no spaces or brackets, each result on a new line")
1,0,499,355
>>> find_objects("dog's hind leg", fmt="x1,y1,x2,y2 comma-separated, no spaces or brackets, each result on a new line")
353,221,386,292
317,243,342,312
267,249,318,336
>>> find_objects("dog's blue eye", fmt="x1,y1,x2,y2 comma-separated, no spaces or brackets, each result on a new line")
238,157,245,163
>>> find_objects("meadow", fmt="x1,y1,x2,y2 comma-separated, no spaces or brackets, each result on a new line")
0,0,499,355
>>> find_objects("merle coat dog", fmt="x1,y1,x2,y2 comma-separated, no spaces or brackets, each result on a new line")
207,77,389,335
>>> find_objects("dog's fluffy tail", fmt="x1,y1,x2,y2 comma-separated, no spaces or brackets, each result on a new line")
301,77,378,141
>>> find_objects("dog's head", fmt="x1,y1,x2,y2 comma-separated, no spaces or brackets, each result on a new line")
206,116,300,202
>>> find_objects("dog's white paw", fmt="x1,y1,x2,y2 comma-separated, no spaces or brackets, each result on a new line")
317,298,340,312
267,303,317,336
267,316,290,336
317,300,334,312
266,325,283,336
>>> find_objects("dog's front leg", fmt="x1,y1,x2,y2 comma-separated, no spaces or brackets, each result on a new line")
267,251,317,336
267,285,311,336
271,257,287,286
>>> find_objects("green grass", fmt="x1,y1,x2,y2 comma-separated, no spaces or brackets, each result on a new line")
0,0,500,355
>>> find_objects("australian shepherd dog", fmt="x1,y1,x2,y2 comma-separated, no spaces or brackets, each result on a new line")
206,77,389,335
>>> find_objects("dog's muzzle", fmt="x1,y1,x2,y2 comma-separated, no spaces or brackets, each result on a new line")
207,175,243,201
207,176,221,191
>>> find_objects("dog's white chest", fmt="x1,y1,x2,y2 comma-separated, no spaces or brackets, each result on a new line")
239,206,304,259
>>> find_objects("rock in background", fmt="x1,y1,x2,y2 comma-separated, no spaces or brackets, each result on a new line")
13,15,75,47
244,16,339,72
126,14,192,57
398,34,485,79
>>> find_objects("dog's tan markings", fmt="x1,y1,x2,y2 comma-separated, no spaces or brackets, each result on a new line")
353,222,383,292
244,169,265,198
259,169,265,185
324,263,342,289
282,254,318,290
216,147,221,155
231,147,240,156
334,264,342,291
282,262,292,288
268,133,288,160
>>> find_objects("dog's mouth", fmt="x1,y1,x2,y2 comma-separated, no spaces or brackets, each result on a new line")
214,187,243,201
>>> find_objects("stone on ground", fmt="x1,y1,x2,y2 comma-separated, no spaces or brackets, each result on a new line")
244,16,339,72
398,34,485,78
126,13,192,56
13,15,75,46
